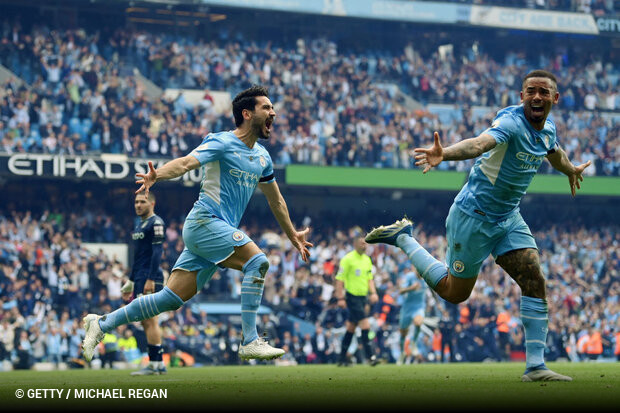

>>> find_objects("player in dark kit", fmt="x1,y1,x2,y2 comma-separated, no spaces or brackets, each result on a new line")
121,192,167,375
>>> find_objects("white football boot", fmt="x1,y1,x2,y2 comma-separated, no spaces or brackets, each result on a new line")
521,367,572,382
239,337,285,360
82,314,105,362
365,218,413,245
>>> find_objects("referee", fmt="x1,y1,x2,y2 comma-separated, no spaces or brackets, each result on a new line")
335,235,379,366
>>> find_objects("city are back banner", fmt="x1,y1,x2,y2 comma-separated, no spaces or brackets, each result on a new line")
596,14,620,35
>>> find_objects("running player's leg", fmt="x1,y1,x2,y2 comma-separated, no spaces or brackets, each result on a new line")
83,220,213,362
131,277,166,375
494,215,571,382
398,308,412,365
411,313,424,350
398,327,409,365
366,218,449,293
82,269,192,362
367,205,490,304
219,242,267,344
496,249,571,381
178,216,282,360
99,269,194,332
217,241,284,360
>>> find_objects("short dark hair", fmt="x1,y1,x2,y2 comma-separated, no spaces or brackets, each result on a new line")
232,85,269,127
522,70,558,90
136,191,156,202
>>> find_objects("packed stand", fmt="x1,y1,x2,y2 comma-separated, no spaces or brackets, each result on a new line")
0,208,617,369
0,21,618,176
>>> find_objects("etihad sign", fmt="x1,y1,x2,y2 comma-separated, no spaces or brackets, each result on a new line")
3,154,202,183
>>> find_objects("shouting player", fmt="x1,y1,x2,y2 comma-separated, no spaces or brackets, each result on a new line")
82,85,312,362
366,70,590,381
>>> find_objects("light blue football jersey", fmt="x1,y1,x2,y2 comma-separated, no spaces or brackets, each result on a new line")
401,271,426,306
454,105,558,222
186,131,275,227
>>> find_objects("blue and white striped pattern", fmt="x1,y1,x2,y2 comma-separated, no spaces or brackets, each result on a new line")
131,294,162,321
240,253,269,345
99,286,184,333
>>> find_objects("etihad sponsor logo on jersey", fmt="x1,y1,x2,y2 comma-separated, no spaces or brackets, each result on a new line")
229,168,261,187
515,152,545,170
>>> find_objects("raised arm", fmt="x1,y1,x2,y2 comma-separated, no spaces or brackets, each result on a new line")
135,155,200,195
258,180,313,262
546,146,592,196
414,131,497,173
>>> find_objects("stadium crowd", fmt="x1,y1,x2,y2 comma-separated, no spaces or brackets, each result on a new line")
0,208,617,369
0,21,618,176
0,7,618,369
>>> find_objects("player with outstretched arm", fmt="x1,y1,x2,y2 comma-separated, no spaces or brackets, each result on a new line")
366,70,590,381
82,86,312,362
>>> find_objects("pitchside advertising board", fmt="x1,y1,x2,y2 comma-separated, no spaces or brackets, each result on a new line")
0,153,203,184
2,154,618,196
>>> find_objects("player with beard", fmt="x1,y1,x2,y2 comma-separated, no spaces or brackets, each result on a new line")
82,86,313,362
365,70,591,381
123,192,167,375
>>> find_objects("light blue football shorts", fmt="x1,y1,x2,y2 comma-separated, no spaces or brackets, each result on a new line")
399,303,425,330
172,215,252,292
445,203,537,279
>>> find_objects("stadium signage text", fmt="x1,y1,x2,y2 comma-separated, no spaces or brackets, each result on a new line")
469,6,599,34
2,154,202,183
596,16,620,33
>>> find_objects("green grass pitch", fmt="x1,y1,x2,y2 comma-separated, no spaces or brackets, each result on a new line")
0,362,617,411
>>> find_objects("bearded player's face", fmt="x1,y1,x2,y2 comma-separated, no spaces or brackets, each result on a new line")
250,96,276,140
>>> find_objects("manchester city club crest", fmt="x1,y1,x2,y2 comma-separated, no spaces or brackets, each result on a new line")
452,260,465,273
259,156,266,167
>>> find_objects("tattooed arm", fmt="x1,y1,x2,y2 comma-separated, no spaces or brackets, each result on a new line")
414,131,497,173
546,146,592,197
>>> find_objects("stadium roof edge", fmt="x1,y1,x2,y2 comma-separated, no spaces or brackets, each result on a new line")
195,0,600,36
